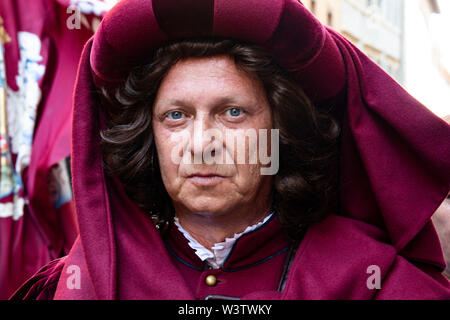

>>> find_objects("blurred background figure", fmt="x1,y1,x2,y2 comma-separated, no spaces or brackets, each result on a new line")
432,111,450,280
433,192,450,279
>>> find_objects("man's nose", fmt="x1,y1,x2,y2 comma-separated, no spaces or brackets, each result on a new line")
189,115,222,161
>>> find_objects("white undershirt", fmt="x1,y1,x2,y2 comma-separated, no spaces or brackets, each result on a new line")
174,213,274,269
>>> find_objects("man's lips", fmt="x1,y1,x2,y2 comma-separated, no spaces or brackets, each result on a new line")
186,173,227,186
187,173,225,178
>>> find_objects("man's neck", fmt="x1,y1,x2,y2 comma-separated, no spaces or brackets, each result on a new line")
175,205,272,249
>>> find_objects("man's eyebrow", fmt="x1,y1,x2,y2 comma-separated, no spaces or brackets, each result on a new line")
159,96,244,107
210,96,243,107
160,99,192,107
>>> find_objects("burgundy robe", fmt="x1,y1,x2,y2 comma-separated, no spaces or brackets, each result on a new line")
10,0,450,299
165,214,292,299
11,211,450,300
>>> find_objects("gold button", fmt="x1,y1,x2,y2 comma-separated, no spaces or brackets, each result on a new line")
205,275,217,287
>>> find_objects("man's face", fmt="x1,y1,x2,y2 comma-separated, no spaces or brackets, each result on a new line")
152,55,273,217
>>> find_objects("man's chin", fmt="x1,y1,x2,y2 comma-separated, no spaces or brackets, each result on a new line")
182,200,236,217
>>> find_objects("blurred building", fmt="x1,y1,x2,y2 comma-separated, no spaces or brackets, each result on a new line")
302,0,449,118
301,0,341,29
402,0,450,118
302,0,403,82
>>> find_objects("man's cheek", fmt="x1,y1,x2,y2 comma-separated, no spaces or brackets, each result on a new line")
235,164,262,187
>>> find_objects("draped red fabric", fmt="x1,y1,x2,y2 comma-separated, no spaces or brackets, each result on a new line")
13,0,450,299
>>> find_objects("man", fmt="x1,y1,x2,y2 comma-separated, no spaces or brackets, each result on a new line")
11,0,450,299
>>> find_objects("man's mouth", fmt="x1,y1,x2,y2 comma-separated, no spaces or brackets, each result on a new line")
187,173,226,186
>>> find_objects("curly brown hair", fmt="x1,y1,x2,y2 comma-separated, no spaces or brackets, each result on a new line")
99,38,340,240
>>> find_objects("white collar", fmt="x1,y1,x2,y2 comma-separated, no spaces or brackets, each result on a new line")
174,213,274,269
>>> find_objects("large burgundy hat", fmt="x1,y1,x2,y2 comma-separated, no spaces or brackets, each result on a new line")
90,0,346,101
55,0,450,299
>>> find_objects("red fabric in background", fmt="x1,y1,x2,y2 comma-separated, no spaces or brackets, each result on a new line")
0,0,93,299
0,0,51,300
25,2,91,260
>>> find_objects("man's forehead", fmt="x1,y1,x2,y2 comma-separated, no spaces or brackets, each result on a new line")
166,56,245,79
156,57,265,102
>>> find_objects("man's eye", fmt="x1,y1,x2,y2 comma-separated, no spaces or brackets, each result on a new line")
166,111,185,120
226,107,244,117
